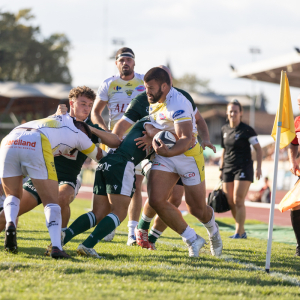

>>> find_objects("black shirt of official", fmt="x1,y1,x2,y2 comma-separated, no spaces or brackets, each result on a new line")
221,122,257,169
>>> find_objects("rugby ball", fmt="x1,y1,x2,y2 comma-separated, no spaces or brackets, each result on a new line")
153,131,176,149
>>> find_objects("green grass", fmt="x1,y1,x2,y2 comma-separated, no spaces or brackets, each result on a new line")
0,198,300,300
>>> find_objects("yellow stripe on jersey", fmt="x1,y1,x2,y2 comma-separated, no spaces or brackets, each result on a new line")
174,117,191,123
81,143,96,155
184,143,205,182
41,133,58,181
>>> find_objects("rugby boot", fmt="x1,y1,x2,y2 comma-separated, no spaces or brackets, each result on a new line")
229,232,247,239
135,227,150,248
186,234,207,258
51,246,70,259
209,224,223,257
5,222,18,254
127,235,136,246
103,229,116,242
148,242,157,251
77,244,103,258
45,231,66,256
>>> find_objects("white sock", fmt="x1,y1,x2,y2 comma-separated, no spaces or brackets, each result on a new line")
128,220,138,236
44,203,62,250
203,210,218,237
4,195,20,228
141,213,153,223
61,227,67,232
181,226,197,243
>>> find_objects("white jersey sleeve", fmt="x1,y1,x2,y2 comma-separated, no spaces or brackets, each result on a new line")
97,78,112,102
75,130,99,162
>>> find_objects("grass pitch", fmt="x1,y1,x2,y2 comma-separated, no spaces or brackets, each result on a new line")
0,199,300,300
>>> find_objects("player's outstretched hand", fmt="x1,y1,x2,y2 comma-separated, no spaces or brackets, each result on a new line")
55,104,68,115
201,140,216,153
135,131,153,150
152,138,170,157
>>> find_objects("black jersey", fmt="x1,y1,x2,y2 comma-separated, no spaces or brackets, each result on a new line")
221,122,257,168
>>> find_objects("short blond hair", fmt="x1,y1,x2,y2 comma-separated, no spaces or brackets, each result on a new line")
68,86,96,102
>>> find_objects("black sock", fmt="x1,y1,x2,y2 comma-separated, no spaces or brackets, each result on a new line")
290,210,300,254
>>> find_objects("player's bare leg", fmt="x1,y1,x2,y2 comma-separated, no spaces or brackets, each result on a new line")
148,185,184,247
223,182,235,219
58,184,76,228
126,174,143,245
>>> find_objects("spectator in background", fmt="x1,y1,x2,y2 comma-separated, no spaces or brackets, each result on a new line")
219,99,262,239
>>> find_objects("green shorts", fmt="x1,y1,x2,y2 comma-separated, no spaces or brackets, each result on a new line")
93,154,136,197
23,178,80,205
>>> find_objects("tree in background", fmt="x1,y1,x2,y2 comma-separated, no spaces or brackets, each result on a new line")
173,73,211,93
0,9,72,83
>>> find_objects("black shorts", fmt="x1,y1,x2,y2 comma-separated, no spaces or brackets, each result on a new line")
176,178,183,186
222,163,253,183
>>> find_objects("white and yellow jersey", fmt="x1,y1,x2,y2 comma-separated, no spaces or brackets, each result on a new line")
16,114,98,161
97,72,144,132
149,87,197,136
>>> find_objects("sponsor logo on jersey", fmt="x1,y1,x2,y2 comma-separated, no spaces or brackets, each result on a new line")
159,113,166,120
180,172,196,179
97,162,111,171
114,103,128,113
135,85,145,92
114,86,122,91
125,82,132,86
239,172,245,179
172,110,185,119
5,139,36,148
113,185,118,190
125,90,133,96
235,133,240,140
152,161,166,167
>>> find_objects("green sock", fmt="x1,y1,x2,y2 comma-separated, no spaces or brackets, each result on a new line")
137,213,153,230
148,227,163,243
64,212,96,245
82,213,120,248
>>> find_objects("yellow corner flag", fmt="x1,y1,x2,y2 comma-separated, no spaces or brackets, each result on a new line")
271,71,295,149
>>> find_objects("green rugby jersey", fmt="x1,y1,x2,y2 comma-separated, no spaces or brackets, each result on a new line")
54,118,103,182
123,88,196,123
113,116,152,166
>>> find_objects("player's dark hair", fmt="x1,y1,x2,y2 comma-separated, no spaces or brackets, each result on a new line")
115,47,135,60
73,120,92,139
228,99,242,112
69,86,96,102
144,67,171,86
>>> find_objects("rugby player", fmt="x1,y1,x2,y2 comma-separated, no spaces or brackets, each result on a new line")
113,65,215,249
0,113,105,258
61,116,157,257
0,86,121,254
135,67,222,257
91,47,145,244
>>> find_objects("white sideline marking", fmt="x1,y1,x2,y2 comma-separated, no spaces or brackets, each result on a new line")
79,186,277,208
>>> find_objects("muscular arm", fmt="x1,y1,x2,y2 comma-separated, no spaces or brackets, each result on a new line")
88,126,121,148
112,118,133,139
152,121,193,157
288,144,299,175
253,143,262,180
91,98,109,131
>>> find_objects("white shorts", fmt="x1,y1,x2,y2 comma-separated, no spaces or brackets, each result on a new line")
151,143,205,186
0,129,57,181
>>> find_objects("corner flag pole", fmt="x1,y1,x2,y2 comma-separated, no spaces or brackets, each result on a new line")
265,71,286,273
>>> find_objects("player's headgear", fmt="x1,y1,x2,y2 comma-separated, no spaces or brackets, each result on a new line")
115,47,135,61
144,67,171,86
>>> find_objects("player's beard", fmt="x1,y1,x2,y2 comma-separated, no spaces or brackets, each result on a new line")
121,65,133,76
147,87,163,104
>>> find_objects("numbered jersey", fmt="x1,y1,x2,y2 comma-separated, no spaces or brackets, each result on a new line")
149,87,197,136
97,72,144,132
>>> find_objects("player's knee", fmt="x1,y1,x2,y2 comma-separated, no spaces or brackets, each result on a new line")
234,198,245,208
168,194,182,207
148,197,163,211
58,193,73,207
